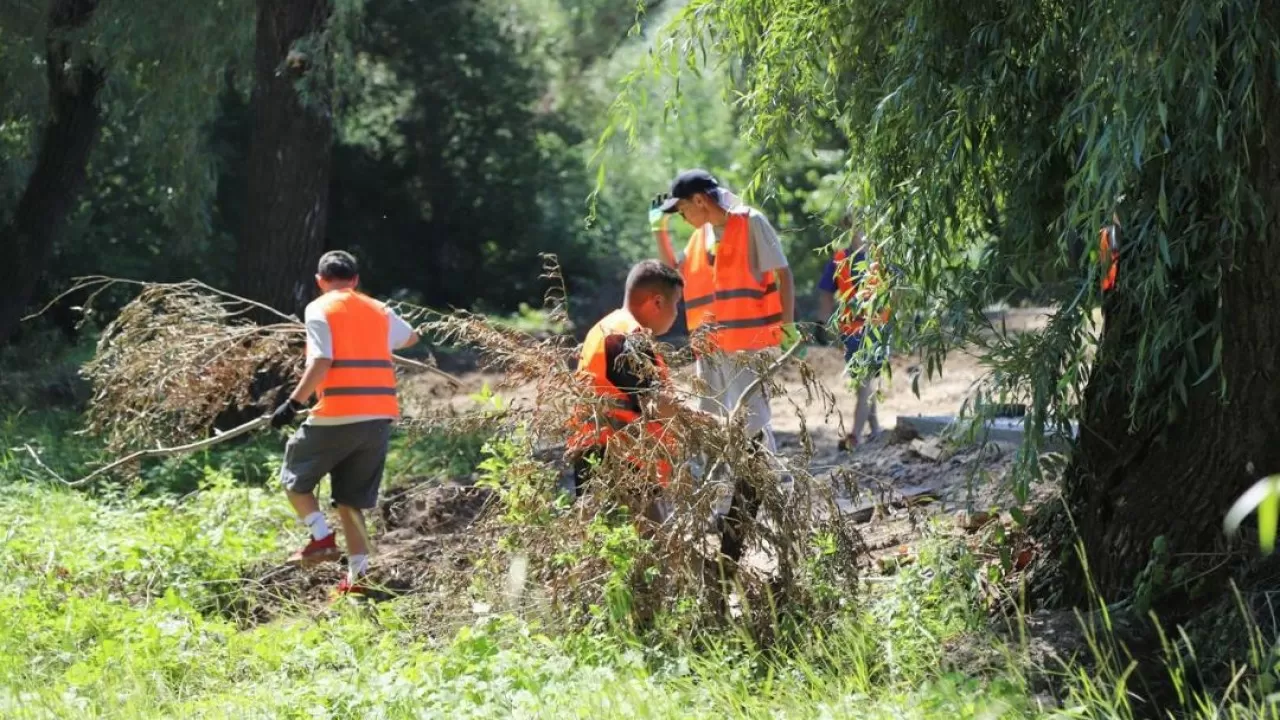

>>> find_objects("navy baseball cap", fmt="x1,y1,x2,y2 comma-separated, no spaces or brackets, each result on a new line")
658,169,721,213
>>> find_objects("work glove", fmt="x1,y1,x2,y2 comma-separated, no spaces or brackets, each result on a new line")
780,322,808,359
649,193,670,232
271,398,305,429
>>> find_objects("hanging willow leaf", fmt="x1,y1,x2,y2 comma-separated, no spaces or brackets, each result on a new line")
594,0,1270,501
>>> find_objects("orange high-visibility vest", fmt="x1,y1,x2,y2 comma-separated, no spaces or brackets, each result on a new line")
1100,225,1119,292
568,309,674,487
833,247,891,336
311,289,399,419
680,211,784,352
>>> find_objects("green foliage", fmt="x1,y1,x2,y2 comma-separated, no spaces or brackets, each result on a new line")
0,477,289,614
3,0,790,330
385,426,492,482
2,418,1279,717
489,302,572,335
629,0,1280,492
0,471,1032,719
0,0,256,234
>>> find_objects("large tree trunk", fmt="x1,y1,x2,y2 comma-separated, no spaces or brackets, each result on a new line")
1065,60,1280,603
237,0,333,319
0,0,103,346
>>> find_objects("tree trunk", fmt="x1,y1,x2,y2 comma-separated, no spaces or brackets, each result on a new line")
0,0,103,347
1065,60,1280,604
237,0,333,320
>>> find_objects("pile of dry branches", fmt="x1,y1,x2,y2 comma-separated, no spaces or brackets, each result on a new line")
39,277,455,477
421,261,867,636
61,277,305,452
54,262,868,635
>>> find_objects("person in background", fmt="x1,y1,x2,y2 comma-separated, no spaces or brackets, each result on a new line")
817,221,892,452
269,250,419,598
651,169,800,566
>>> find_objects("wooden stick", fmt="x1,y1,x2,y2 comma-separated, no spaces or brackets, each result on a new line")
65,414,275,487
392,354,464,387
21,444,70,484
727,341,805,427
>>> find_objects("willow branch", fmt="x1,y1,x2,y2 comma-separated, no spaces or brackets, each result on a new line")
727,341,805,428
393,354,464,386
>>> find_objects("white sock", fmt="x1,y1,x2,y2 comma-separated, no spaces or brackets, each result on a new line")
348,554,369,582
302,511,331,541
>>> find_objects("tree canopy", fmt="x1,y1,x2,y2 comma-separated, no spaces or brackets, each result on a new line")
632,0,1280,598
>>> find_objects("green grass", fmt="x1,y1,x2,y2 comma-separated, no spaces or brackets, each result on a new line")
3,407,1279,718
0,481,1038,719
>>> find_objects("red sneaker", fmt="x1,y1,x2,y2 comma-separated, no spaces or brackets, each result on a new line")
286,533,340,566
334,577,368,598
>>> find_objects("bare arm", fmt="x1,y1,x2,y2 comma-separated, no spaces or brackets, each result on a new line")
655,225,678,269
289,358,332,405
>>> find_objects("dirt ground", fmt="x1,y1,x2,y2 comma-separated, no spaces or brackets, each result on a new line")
238,308,1057,614
396,307,1056,571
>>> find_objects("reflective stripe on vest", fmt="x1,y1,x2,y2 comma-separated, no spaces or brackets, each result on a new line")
683,282,779,310
680,212,784,352
1100,225,1119,293
311,290,399,419
567,308,674,486
833,247,890,336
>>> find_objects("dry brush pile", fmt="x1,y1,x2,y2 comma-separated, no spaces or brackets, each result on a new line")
55,265,870,638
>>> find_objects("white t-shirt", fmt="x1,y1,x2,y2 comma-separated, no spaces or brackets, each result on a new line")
303,293,416,426
677,207,789,283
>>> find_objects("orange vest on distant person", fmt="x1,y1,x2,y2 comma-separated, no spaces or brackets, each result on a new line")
1100,225,1119,292
568,309,674,487
311,289,399,419
833,247,891,336
681,211,784,352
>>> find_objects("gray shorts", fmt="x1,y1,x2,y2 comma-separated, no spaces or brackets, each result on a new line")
280,419,392,509
694,351,774,437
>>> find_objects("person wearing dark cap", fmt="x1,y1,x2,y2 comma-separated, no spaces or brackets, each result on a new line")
649,170,798,557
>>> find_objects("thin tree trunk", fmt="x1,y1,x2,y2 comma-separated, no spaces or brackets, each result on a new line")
237,0,333,320
0,0,103,346
1065,51,1280,603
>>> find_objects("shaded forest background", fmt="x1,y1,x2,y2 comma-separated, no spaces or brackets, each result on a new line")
0,0,849,343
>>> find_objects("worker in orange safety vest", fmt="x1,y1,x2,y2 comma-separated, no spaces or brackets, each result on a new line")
651,169,798,566
568,260,709,523
269,250,419,599
817,222,893,452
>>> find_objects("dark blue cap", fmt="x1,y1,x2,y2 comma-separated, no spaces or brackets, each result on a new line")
659,169,721,213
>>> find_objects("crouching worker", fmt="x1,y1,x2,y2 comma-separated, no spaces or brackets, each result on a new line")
269,250,419,598
567,260,695,527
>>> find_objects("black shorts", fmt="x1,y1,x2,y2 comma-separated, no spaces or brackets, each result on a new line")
279,419,392,509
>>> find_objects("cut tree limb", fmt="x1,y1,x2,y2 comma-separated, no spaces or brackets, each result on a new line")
727,341,805,427
24,276,465,387
66,414,275,487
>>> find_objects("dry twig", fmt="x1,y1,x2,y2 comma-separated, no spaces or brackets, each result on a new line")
31,276,460,454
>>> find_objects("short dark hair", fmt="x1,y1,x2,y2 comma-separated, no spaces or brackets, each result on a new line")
625,259,683,300
317,250,359,281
